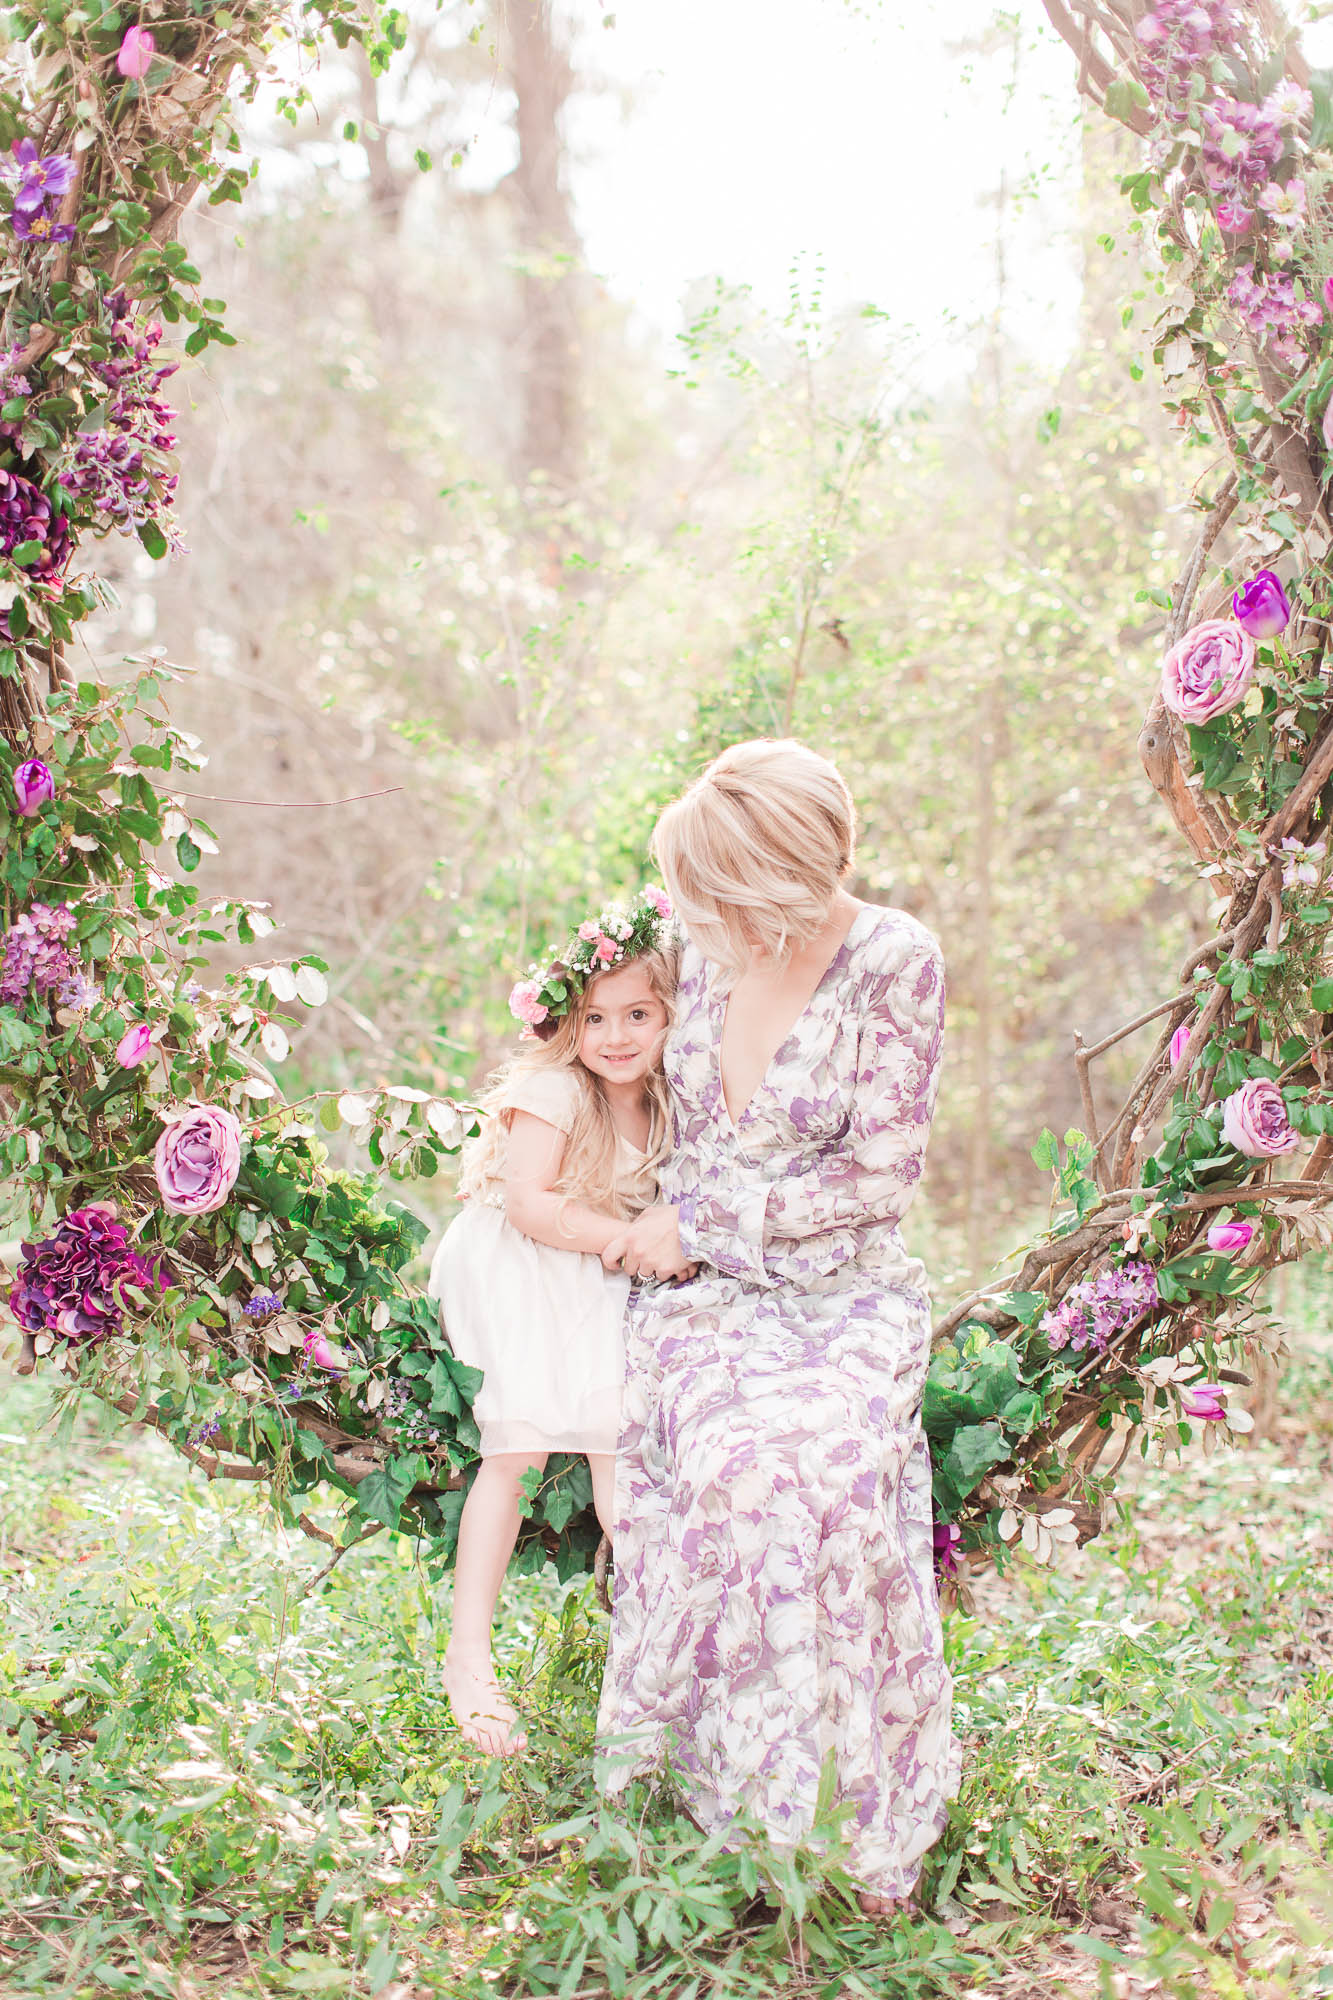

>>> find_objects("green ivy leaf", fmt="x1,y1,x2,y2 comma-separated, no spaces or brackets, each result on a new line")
177,830,202,873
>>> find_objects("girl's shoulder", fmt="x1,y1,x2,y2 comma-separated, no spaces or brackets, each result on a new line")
496,1062,586,1133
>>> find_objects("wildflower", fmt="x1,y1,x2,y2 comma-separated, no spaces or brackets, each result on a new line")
1040,1259,1159,1355
10,210,76,245
1257,178,1307,228
1,902,80,1008
243,1290,282,1317
1280,834,1326,889
188,1416,221,1447
932,1520,962,1579
8,138,75,217
0,469,73,576
1179,1382,1227,1421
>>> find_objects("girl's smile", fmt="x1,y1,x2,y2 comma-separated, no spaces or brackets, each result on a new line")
579,962,669,1091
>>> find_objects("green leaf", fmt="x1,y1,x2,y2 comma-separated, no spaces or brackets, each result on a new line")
352,1452,427,1529
1311,979,1333,1013
138,518,168,561
176,830,201,873
1031,1128,1059,1172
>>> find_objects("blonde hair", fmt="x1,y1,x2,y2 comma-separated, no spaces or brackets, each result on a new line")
462,943,679,1223
652,739,856,980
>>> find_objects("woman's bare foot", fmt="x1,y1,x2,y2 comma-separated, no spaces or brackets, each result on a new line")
442,1649,527,1756
857,1889,908,1918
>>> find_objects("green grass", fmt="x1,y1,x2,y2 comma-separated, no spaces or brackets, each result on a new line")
0,1318,1331,1999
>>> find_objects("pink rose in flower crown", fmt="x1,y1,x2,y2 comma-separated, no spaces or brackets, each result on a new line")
594,935,617,963
1207,1219,1254,1255
1161,619,1256,723
508,978,548,1028
644,885,672,919
115,1020,153,1068
1220,1078,1300,1158
154,1104,243,1214
577,921,601,942
1169,1022,1190,1068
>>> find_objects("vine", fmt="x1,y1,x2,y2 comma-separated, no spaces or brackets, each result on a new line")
2,0,1332,1596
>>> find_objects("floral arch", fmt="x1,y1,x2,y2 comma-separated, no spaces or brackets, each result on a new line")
2,0,1332,1589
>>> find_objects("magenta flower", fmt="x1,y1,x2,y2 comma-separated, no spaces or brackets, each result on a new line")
508,978,548,1027
116,26,156,78
153,1105,242,1214
13,759,54,816
1324,276,1333,316
1220,1078,1300,1158
1207,1219,1254,1255
1169,1022,1191,1068
1180,1382,1227,1422
1215,200,1252,235
8,1203,166,1345
1232,569,1290,640
932,1519,962,1580
0,469,73,576
1161,619,1256,724
115,1020,153,1067
303,1327,344,1370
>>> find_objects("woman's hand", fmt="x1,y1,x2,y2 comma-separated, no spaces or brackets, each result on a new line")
602,1204,694,1282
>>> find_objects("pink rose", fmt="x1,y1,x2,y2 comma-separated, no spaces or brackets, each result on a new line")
116,25,156,78
577,921,601,942
154,1105,242,1214
1220,1078,1299,1158
1180,1382,1226,1422
508,978,548,1027
1161,619,1256,723
115,1021,153,1068
645,886,672,919
1169,1023,1190,1068
594,935,617,963
1207,1219,1254,1255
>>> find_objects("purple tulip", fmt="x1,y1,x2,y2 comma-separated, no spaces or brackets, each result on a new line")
1180,1382,1227,1422
1206,1219,1254,1255
1169,1022,1190,1068
115,1020,153,1068
116,26,156,79
1232,569,1290,640
13,759,54,816
1220,1078,1300,1158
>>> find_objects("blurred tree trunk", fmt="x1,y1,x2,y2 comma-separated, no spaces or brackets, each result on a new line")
355,46,407,232
501,0,581,488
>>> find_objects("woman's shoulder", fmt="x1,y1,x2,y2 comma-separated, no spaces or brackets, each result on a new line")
850,904,945,990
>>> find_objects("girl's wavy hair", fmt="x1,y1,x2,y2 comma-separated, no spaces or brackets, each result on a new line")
461,942,680,1225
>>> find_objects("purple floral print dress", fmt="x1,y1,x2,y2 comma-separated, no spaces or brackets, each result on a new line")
595,905,959,1899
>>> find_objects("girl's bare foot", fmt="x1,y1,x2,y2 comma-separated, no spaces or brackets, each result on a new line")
857,1889,909,1918
442,1649,527,1756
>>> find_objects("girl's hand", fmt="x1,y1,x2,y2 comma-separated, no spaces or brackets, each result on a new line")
602,1204,692,1281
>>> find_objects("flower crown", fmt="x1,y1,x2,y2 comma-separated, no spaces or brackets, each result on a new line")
508,885,672,1040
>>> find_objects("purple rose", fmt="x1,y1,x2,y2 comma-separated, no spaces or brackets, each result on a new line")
8,1203,165,1345
154,1104,242,1213
116,26,156,78
1169,1022,1190,1068
1220,1078,1299,1158
13,758,54,816
115,1020,153,1067
1161,619,1256,723
1232,569,1290,640
1206,1219,1254,1255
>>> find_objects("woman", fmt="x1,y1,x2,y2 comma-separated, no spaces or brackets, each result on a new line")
595,739,958,1914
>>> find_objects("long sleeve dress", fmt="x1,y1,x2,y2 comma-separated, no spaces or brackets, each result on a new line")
594,904,959,1900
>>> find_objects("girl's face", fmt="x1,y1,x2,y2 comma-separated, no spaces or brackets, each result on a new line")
578,961,669,1089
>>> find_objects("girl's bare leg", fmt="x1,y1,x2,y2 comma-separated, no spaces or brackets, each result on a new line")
443,1450,546,1755
587,1451,617,1539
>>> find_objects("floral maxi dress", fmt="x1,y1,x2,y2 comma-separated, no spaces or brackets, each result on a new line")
595,905,959,1899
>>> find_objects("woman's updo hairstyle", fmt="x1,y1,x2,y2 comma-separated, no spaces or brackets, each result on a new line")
652,738,856,980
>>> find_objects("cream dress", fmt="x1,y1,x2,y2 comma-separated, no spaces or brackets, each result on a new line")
428,1066,656,1457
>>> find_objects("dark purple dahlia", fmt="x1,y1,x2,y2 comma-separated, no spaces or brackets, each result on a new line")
9,1204,167,1345
0,468,72,577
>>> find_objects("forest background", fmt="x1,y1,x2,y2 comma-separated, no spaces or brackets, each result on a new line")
66,0,1217,1293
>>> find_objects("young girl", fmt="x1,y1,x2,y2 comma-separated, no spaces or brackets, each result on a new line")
429,886,685,1756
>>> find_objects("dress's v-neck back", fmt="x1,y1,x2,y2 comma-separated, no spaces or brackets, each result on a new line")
715,903,879,1129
